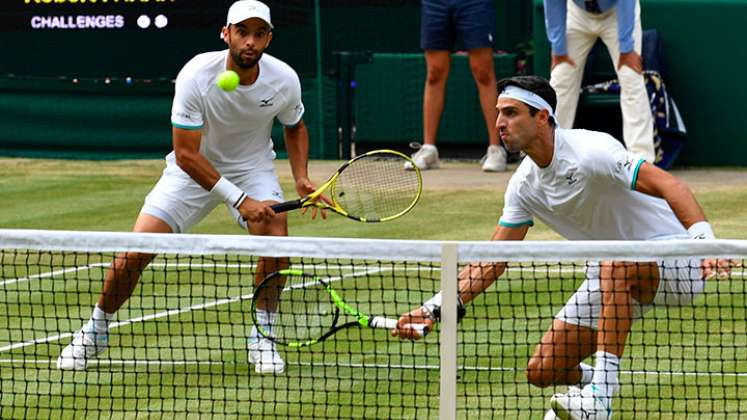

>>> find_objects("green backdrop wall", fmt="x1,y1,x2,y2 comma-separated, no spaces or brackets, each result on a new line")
0,1,531,160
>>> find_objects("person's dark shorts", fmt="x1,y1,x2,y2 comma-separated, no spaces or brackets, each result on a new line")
420,0,496,51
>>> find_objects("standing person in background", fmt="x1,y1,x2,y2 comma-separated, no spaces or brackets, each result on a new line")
544,0,656,163
56,0,323,375
406,0,508,172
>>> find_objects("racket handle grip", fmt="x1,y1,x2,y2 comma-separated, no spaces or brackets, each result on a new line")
270,199,304,214
370,316,428,338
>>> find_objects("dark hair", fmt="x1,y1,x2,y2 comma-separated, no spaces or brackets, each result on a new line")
496,75,557,125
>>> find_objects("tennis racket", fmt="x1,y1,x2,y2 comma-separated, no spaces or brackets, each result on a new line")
251,269,428,348
271,149,422,222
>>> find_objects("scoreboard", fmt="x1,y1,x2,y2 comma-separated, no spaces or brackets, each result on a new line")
5,1,228,31
1,0,235,78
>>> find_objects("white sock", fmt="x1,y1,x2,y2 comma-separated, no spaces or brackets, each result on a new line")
83,305,113,334
591,351,620,401
250,309,276,340
421,144,437,151
578,362,594,387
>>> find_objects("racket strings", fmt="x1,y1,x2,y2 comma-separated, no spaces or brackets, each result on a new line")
255,279,337,344
334,157,420,220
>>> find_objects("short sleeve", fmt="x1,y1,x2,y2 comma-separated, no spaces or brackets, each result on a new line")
171,71,204,130
587,140,646,190
498,176,534,228
276,72,304,126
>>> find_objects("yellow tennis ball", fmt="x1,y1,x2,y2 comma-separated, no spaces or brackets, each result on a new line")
217,70,240,92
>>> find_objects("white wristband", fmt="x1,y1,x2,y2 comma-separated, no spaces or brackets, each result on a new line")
211,177,246,209
688,221,715,239
421,292,442,321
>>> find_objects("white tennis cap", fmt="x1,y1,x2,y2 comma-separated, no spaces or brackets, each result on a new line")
227,0,273,29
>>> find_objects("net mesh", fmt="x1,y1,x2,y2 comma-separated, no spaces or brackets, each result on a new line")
1,231,746,418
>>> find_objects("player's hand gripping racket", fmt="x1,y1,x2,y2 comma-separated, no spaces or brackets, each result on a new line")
251,269,428,348
271,149,423,222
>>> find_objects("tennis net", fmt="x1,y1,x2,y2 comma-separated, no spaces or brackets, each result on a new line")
1,230,746,419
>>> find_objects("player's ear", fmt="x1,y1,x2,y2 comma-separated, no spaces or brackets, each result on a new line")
221,26,230,45
537,108,550,126
265,29,273,47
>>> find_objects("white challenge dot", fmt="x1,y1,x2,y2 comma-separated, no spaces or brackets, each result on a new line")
154,15,168,29
137,15,151,29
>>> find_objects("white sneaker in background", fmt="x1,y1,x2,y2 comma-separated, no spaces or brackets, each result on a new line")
56,329,109,370
480,144,508,172
405,144,440,170
248,337,285,374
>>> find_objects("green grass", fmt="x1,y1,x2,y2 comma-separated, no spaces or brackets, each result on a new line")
1,158,746,418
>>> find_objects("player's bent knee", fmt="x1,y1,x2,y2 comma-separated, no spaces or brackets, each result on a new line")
257,215,288,237
525,356,555,388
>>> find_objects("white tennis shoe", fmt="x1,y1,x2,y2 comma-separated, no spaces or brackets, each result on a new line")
544,408,561,419
248,337,285,374
480,144,507,172
405,144,440,170
550,384,612,420
56,329,109,371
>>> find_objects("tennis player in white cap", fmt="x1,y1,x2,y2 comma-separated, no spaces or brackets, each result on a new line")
57,0,320,375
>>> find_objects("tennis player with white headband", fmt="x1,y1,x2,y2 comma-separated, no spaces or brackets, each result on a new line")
395,76,733,419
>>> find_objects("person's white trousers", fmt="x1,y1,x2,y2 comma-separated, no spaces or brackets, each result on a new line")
550,0,655,163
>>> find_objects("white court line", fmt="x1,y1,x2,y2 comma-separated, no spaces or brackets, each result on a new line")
3,261,743,289
0,358,743,378
0,262,418,287
0,266,387,353
0,263,109,287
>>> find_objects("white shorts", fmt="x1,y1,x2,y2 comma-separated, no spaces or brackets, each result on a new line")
555,258,705,329
140,164,284,233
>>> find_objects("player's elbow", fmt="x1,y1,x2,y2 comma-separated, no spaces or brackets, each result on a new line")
174,148,200,172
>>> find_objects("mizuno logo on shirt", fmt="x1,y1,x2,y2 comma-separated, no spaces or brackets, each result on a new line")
566,170,578,185
616,158,633,172
259,97,274,107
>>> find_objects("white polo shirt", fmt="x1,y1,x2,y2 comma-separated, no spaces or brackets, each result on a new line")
169,50,304,179
499,128,688,240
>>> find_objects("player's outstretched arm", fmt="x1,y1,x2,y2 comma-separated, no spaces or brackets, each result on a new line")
393,224,529,339
633,162,706,229
634,162,738,278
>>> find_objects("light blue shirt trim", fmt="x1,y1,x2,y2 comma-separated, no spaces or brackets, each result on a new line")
544,0,636,55
499,220,535,228
630,158,645,190
171,122,203,130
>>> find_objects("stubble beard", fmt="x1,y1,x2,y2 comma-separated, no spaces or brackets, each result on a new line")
231,48,263,70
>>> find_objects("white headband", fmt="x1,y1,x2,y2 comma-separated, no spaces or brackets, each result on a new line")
499,85,557,123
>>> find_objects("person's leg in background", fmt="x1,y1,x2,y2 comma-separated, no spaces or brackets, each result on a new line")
458,0,506,171
550,0,600,130
601,0,655,162
420,49,450,168
407,0,454,170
